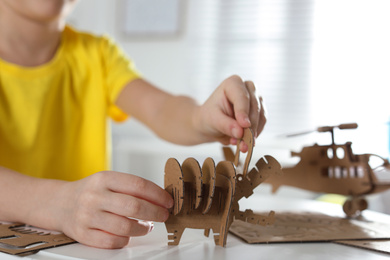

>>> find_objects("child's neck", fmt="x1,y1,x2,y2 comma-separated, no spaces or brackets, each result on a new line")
0,8,64,67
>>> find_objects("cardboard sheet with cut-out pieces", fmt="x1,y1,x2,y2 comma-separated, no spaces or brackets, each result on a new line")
0,222,76,256
334,240,390,255
229,211,390,254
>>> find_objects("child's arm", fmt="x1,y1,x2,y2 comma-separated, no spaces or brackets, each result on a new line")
116,75,266,151
0,166,173,249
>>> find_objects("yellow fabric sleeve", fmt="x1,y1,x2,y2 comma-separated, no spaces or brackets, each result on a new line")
0,26,141,181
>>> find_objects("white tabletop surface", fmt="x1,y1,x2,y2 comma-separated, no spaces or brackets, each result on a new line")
3,195,390,260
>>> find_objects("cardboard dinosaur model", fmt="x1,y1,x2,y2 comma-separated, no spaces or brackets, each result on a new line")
163,128,283,247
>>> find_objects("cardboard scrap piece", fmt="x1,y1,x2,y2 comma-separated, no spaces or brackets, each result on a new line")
334,240,390,255
229,212,390,244
0,222,76,256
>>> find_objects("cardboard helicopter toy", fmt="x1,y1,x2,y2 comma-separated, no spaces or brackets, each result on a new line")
260,123,390,217
163,128,283,247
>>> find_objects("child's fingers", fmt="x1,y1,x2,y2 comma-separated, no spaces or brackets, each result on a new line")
212,111,244,140
76,228,131,249
102,191,169,222
244,80,261,137
104,172,173,209
223,76,252,129
90,211,153,237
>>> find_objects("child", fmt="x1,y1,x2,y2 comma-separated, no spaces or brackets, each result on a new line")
0,0,266,249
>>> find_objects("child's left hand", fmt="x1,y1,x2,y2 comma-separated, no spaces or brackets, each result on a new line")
194,75,266,152
116,75,266,151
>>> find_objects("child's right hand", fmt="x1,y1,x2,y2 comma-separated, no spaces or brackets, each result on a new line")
53,171,173,248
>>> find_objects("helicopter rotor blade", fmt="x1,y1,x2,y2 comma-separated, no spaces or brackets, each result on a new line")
282,130,316,138
317,126,333,132
338,123,358,129
280,122,359,138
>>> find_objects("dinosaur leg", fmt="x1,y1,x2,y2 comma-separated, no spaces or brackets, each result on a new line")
204,229,210,237
212,227,221,246
166,225,185,245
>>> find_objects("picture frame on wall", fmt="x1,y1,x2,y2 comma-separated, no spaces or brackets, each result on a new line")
117,0,183,38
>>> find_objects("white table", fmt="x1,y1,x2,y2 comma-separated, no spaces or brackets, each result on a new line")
2,195,390,260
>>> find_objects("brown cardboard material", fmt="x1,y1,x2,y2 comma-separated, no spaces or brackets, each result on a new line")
229,211,390,244
260,123,390,217
334,240,390,255
164,128,283,246
0,223,76,256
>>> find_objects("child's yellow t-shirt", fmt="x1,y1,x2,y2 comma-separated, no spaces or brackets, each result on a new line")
0,26,140,181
